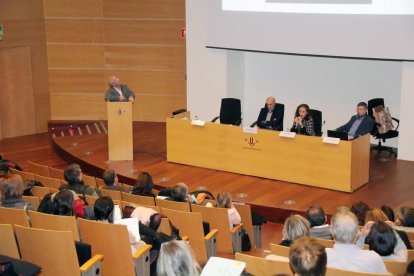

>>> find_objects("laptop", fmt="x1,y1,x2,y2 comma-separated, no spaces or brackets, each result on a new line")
327,130,348,141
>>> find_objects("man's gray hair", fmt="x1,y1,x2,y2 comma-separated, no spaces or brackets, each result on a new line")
331,210,359,244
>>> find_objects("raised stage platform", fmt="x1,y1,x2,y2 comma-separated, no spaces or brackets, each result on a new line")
49,121,414,223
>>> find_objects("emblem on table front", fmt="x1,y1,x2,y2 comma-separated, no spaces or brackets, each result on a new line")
245,136,258,147
117,108,125,115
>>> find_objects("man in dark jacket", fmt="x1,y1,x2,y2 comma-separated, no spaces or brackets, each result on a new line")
104,75,135,102
256,96,283,131
336,102,375,140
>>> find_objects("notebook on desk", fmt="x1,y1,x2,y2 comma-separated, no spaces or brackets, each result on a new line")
327,130,348,141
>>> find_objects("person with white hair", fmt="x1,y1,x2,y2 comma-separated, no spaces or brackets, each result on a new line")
157,240,200,276
104,75,135,102
326,210,387,274
256,96,283,131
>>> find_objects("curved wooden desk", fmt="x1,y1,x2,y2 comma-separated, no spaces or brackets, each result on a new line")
166,118,370,192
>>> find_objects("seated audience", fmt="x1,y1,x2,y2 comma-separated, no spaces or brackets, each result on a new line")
131,172,156,197
290,236,327,276
168,182,195,203
256,96,283,131
280,214,310,247
0,174,36,211
131,206,158,226
305,205,332,240
365,221,407,262
336,102,375,140
157,240,200,276
94,196,145,254
60,164,98,197
394,206,414,233
381,205,395,222
206,191,241,229
377,205,413,249
326,210,387,274
53,189,75,216
290,104,315,136
350,201,370,226
101,169,123,191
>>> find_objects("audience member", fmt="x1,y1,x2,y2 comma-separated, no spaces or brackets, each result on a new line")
326,210,387,274
280,215,310,247
206,191,241,229
132,172,156,197
60,164,98,197
336,102,375,140
364,208,390,224
168,182,195,203
53,189,75,216
350,201,370,226
381,205,395,222
256,96,283,131
395,206,414,233
157,240,200,276
305,205,332,240
290,236,327,276
101,169,123,191
290,104,315,136
0,175,35,211
365,221,407,262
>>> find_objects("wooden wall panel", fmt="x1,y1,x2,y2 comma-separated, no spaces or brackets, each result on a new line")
102,0,185,19
0,0,51,135
133,95,186,121
103,20,185,45
105,46,185,70
44,0,103,18
46,19,104,43
50,69,185,95
51,94,107,120
51,94,186,122
0,47,37,139
49,70,106,93
47,44,105,68
0,1,44,20
45,0,186,122
104,71,186,95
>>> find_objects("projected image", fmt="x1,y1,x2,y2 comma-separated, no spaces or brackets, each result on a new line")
223,0,414,14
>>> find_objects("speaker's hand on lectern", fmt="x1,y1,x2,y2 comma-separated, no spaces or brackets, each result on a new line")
119,95,126,101
128,97,135,103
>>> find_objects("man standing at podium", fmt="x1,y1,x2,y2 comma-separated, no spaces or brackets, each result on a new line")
104,75,135,102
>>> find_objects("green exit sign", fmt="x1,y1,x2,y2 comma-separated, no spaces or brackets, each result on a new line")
0,24,3,36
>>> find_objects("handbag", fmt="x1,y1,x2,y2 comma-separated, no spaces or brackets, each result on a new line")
241,229,251,251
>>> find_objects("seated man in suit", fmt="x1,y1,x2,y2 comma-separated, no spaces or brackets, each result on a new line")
104,75,135,102
306,205,332,240
256,97,283,131
336,102,374,140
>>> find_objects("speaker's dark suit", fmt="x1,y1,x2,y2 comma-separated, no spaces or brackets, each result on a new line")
257,107,283,131
104,84,135,102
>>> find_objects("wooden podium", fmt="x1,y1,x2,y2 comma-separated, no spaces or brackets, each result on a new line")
107,102,133,161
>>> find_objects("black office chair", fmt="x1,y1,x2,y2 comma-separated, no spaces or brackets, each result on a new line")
367,98,399,157
250,103,285,130
309,109,323,136
212,98,242,126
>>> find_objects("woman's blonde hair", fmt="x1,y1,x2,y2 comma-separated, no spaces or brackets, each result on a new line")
157,240,200,276
214,191,232,209
282,214,310,242
365,208,389,224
